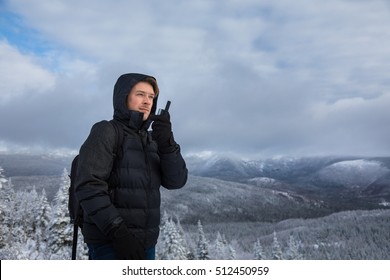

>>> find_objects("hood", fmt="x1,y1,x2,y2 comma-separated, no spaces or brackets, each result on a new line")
113,73,159,128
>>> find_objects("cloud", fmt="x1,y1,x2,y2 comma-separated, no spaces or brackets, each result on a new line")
1,0,390,157
0,40,110,150
307,93,390,154
0,40,56,103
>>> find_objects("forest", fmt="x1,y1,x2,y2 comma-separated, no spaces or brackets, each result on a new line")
1,165,389,260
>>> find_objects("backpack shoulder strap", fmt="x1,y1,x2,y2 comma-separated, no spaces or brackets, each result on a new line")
109,119,124,158
107,120,124,189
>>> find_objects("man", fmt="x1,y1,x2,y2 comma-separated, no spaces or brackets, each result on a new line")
75,73,188,260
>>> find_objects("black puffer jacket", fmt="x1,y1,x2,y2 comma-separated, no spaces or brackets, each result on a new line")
75,73,188,248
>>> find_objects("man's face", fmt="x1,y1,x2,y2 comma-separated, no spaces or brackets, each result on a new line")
127,82,155,121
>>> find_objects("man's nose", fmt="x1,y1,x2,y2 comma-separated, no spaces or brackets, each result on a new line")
143,95,152,104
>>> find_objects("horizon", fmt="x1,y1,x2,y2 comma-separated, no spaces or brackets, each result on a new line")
0,149,389,161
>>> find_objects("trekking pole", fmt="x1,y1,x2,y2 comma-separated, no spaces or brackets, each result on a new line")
71,223,78,260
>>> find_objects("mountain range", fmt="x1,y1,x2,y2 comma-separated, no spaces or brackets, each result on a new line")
174,154,390,220
1,152,389,224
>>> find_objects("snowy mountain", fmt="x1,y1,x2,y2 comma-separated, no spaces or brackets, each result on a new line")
186,153,390,184
161,175,327,225
1,152,390,219
185,153,390,211
0,153,72,177
312,159,389,187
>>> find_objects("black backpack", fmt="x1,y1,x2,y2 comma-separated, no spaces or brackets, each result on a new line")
68,119,124,260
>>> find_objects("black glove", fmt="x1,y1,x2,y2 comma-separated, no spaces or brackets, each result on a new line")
111,223,145,260
150,112,177,153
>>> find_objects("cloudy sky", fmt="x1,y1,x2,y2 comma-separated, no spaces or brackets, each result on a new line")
0,0,389,158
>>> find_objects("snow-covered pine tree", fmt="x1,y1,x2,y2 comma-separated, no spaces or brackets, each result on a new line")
0,177,19,259
214,232,226,259
21,188,40,239
7,187,43,259
47,168,73,259
0,166,7,189
159,217,188,260
271,231,283,260
34,189,52,258
0,167,10,249
75,231,89,260
176,217,194,260
227,244,236,260
196,220,209,260
157,211,170,259
158,212,189,260
12,191,26,241
286,234,302,260
253,238,265,260
165,218,177,259
0,205,6,250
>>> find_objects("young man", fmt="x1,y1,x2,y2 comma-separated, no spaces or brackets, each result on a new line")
75,73,188,260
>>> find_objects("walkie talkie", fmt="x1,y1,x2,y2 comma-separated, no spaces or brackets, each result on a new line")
158,100,171,116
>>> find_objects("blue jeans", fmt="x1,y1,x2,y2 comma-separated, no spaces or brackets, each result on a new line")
87,243,155,260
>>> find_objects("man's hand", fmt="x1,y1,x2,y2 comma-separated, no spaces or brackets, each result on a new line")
150,113,177,153
111,223,145,260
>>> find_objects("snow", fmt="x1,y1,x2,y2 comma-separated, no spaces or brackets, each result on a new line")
0,177,7,189
0,167,7,189
379,200,390,207
318,159,389,187
248,177,276,186
330,159,383,169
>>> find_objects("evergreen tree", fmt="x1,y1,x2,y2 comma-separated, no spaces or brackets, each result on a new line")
37,189,52,231
0,167,10,249
286,234,302,260
0,202,7,249
157,211,170,259
158,213,188,260
176,217,194,260
0,166,7,189
253,238,265,260
11,191,33,247
10,187,51,259
47,168,73,259
23,188,40,239
34,189,52,258
163,218,188,259
214,232,226,259
271,231,283,260
227,244,236,260
196,220,209,260
75,231,89,260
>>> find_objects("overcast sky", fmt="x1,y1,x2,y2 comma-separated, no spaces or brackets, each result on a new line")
0,0,389,158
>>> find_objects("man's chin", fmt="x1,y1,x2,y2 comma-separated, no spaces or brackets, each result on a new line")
143,114,150,121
